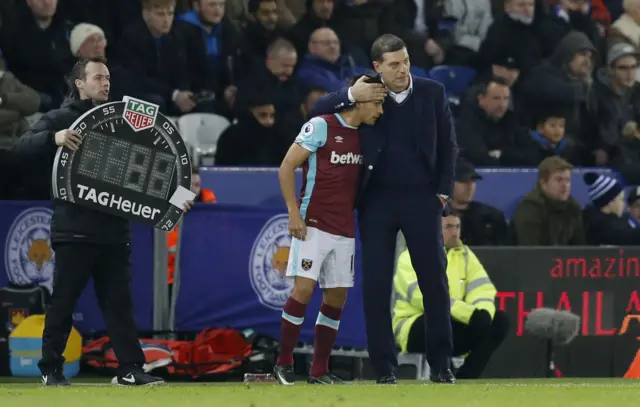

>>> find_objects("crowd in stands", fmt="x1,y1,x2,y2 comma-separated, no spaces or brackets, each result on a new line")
0,0,639,245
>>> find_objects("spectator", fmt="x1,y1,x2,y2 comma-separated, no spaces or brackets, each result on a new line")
0,0,76,112
476,0,566,76
118,0,198,116
551,0,602,47
287,0,336,58
240,0,283,67
177,0,244,117
0,52,40,150
608,0,640,51
70,23,165,109
450,159,508,246
0,49,40,200
236,38,305,137
508,156,586,246
393,213,508,379
296,28,366,93
521,31,596,141
55,0,134,61
331,0,396,65
300,86,328,121
582,172,640,244
627,186,640,227
457,77,537,166
215,92,289,166
529,110,583,165
392,0,447,68
474,50,523,89
442,0,494,66
468,50,525,124
588,43,640,180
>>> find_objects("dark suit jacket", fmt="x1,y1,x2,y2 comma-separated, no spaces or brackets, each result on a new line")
309,77,458,203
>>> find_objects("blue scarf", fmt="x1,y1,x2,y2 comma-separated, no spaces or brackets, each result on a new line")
531,131,567,153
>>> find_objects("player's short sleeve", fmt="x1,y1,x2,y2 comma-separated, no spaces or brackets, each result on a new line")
295,117,328,153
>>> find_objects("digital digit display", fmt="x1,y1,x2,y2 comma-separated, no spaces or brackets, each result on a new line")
100,136,132,187
77,131,107,180
123,144,152,193
146,151,176,200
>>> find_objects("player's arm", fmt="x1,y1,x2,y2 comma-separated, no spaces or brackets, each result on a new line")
279,143,312,213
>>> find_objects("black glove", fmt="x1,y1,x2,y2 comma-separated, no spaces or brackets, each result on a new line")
468,309,492,337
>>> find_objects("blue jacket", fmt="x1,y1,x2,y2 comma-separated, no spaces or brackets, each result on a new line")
310,76,458,199
296,54,367,92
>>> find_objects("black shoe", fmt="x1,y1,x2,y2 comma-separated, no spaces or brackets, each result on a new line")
273,364,296,385
376,373,397,384
111,369,164,386
429,369,456,384
307,372,345,384
41,370,71,386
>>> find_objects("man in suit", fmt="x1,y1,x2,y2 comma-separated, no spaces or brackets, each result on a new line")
310,34,458,384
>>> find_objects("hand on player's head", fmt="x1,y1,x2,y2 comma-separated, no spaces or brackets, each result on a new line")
351,76,387,103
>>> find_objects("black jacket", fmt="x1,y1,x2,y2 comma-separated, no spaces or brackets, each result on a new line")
215,110,290,166
582,206,640,246
14,99,130,244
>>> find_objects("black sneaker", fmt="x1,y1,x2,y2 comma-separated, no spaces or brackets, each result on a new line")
111,370,164,386
41,370,71,386
273,364,295,385
429,369,456,384
307,372,345,384
376,373,397,384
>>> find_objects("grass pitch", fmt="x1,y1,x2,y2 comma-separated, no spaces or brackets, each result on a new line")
0,378,639,407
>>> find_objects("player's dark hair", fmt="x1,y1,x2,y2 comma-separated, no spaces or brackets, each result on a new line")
349,73,382,87
370,34,406,63
67,56,108,100
192,166,200,175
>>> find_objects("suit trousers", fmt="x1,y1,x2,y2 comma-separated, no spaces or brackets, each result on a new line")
359,186,453,378
39,242,145,375
407,310,509,379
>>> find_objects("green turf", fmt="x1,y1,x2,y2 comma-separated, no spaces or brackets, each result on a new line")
1,379,639,407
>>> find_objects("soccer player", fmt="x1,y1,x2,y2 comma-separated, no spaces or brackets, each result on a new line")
274,76,384,385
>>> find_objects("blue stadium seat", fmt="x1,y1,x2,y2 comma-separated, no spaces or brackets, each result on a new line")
428,65,477,105
410,66,429,79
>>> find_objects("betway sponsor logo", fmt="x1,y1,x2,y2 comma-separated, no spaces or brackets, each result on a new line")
330,151,363,165
77,184,161,220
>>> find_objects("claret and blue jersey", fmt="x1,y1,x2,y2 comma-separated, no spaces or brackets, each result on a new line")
294,113,362,238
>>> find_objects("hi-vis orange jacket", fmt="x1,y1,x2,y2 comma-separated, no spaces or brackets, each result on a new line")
168,189,216,284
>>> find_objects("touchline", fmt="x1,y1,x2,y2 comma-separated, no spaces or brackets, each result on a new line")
76,184,161,220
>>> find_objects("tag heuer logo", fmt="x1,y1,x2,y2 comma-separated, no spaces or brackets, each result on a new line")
122,96,159,132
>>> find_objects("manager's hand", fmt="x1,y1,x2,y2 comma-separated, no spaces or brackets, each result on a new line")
351,76,387,103
183,200,194,212
54,129,83,151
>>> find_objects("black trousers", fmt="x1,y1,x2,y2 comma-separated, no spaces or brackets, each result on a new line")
359,187,452,378
407,310,509,379
39,243,145,375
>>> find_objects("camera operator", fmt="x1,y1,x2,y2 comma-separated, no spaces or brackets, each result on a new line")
15,57,191,386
